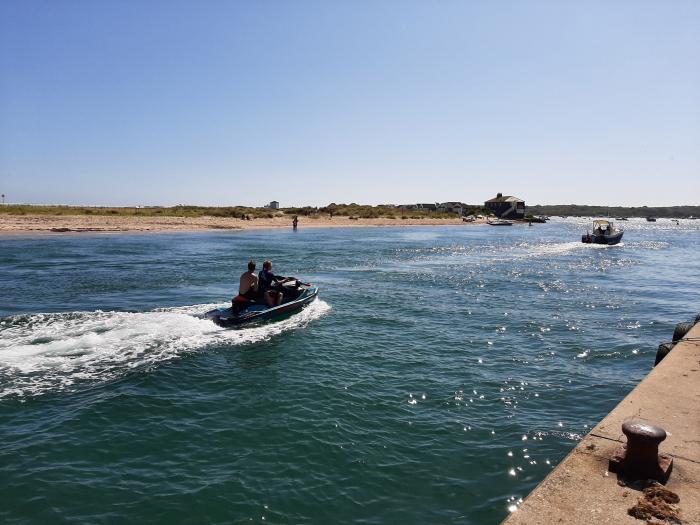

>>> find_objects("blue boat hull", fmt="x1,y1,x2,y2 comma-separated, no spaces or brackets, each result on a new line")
205,287,319,328
581,231,623,245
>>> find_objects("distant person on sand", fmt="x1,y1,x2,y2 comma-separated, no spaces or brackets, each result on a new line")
259,260,295,306
232,260,258,310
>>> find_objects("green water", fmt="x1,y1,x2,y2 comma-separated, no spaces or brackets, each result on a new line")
1,219,699,523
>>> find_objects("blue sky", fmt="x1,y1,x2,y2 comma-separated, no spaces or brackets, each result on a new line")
1,1,698,207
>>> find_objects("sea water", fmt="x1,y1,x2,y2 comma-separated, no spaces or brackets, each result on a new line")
1,218,699,524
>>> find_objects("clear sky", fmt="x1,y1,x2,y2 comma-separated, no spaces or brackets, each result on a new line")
1,0,698,207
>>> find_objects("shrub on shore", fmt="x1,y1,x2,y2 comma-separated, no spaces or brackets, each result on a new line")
0,203,461,219
3,203,699,219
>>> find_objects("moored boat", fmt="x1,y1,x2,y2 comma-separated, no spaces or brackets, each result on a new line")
205,281,319,328
646,217,657,222
526,215,547,223
487,218,513,226
581,220,623,245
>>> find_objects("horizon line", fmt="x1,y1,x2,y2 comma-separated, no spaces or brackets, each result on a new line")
1,202,699,209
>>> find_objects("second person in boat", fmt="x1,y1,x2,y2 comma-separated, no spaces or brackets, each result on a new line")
259,260,296,306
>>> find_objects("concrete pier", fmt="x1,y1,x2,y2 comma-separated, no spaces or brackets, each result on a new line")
503,322,700,524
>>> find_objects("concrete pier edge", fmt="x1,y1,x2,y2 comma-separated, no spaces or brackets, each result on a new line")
502,322,700,524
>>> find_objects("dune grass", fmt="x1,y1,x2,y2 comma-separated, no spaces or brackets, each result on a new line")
0,205,276,218
0,204,466,219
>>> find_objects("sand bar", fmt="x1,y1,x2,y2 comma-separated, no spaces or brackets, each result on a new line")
0,214,490,236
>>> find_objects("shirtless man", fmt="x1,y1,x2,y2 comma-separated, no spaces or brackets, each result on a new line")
233,260,258,308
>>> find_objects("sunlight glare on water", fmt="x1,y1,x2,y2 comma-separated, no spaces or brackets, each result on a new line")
0,218,698,524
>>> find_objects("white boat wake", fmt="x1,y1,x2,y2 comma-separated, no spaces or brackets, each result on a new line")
516,241,623,258
0,300,331,399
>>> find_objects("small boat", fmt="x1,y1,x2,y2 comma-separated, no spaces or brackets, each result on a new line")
646,217,657,222
205,281,319,328
581,220,623,245
615,217,628,221
526,216,547,223
487,218,513,226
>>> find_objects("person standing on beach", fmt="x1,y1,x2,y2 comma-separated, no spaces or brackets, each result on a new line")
292,216,298,230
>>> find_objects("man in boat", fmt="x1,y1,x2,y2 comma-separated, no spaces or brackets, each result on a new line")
259,260,295,306
232,260,259,311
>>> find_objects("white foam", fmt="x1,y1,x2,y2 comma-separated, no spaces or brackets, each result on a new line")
516,241,621,258
0,300,331,398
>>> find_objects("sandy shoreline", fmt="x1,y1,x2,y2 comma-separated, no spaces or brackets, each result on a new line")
0,214,489,236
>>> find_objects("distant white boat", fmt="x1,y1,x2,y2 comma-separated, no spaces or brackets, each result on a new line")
487,218,513,226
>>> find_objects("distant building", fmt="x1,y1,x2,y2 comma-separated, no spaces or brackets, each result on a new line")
398,202,466,213
437,202,464,215
268,201,280,210
398,203,439,211
484,193,525,219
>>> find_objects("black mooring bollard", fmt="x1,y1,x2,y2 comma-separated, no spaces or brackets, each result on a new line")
609,419,673,483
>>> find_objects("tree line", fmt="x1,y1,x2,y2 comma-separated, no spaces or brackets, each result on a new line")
526,204,700,218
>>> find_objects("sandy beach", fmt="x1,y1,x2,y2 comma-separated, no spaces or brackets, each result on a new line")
0,214,487,235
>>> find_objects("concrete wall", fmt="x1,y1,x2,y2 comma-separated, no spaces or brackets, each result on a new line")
502,322,700,524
